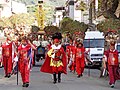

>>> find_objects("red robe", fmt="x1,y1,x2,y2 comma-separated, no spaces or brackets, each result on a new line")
0,46,3,63
18,44,31,83
40,45,67,74
66,45,76,71
46,44,52,51
74,46,85,75
2,42,13,75
104,49,120,84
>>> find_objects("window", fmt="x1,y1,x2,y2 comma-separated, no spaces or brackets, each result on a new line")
83,39,104,48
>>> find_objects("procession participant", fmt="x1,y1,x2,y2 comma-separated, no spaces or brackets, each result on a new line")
103,30,120,88
66,39,75,72
40,32,67,84
2,35,13,78
0,43,3,67
31,43,37,66
18,37,36,87
74,39,85,78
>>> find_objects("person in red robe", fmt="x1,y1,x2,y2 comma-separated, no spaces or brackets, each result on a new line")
41,33,67,84
103,41,120,88
18,37,36,87
74,41,85,78
0,43,3,68
66,39,75,72
2,38,13,78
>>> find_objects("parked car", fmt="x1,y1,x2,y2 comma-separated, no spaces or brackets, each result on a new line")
83,31,105,67
35,45,46,62
115,43,120,63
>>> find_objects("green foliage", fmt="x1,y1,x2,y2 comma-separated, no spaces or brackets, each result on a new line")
60,17,73,32
44,26,60,36
14,0,66,25
97,19,120,33
31,25,40,33
76,1,87,11
60,17,88,34
0,13,35,28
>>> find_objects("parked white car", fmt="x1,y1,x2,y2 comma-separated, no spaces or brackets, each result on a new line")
115,43,120,63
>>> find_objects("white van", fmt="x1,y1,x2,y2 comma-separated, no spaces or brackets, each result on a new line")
83,31,105,67
115,43,120,63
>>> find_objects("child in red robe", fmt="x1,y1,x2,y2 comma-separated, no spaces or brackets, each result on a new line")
0,43,3,67
66,39,76,72
74,41,85,78
18,37,36,87
2,38,13,78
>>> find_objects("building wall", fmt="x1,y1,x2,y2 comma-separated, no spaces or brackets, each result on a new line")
66,0,89,24
0,0,27,18
53,11,64,27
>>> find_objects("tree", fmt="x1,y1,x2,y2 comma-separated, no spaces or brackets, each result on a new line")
99,0,120,19
60,17,88,34
76,1,88,11
44,26,60,36
0,13,35,28
60,17,73,33
97,18,120,33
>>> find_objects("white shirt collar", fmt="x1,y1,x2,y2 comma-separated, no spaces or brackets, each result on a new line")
6,42,9,45
110,49,116,52
51,44,61,49
22,45,26,48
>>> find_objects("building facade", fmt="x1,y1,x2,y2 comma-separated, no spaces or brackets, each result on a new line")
53,7,65,27
65,0,89,24
0,0,27,18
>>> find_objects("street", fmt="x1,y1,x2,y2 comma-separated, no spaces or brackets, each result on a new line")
0,61,119,90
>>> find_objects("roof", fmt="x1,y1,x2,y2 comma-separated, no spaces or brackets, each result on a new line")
85,31,104,39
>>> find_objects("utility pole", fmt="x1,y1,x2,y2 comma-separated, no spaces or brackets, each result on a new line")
89,0,96,31
89,1,92,24
11,0,13,13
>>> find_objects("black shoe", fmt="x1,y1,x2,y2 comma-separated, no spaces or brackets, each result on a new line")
53,80,56,84
25,83,29,87
4,75,8,78
53,73,57,84
7,74,11,78
110,84,114,88
53,78,57,84
58,72,61,83
58,79,61,83
53,79,57,84
22,83,26,87
77,75,81,78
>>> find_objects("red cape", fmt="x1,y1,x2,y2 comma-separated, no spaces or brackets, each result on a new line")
40,47,67,74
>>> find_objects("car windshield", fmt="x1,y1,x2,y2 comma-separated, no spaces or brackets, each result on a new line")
83,39,104,48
